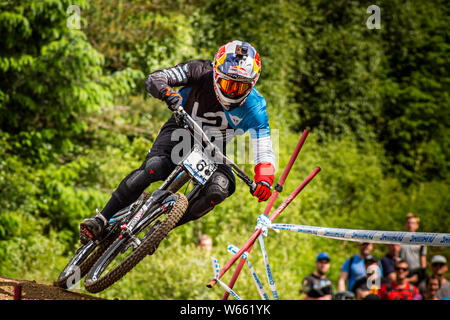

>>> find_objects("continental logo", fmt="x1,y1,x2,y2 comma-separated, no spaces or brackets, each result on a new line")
277,224,319,235
324,230,347,238
380,232,406,242
440,235,450,244
351,231,376,240
410,233,438,244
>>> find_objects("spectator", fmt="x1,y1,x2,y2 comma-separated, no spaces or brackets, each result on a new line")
418,255,447,296
424,255,450,299
423,275,441,300
352,254,385,300
196,234,212,253
301,252,333,300
378,259,421,300
400,213,427,284
380,244,401,282
337,242,373,292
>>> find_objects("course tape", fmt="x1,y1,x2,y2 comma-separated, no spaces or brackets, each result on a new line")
210,257,241,300
255,214,279,237
227,244,248,260
258,235,279,300
269,223,450,247
228,245,270,300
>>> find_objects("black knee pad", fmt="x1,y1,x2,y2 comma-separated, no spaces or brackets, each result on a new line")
143,156,174,181
113,156,174,207
127,156,173,191
176,172,231,227
204,172,230,204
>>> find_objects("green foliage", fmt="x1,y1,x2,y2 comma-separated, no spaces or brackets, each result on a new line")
84,0,204,76
0,0,143,162
0,0,448,300
376,0,450,182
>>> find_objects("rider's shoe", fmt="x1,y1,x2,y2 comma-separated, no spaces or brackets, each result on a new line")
79,210,108,245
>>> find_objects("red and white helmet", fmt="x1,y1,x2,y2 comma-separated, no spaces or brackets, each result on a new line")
213,40,261,110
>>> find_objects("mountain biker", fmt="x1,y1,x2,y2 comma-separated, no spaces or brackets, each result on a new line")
80,40,276,244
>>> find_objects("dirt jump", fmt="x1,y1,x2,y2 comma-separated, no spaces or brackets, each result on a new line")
0,276,103,300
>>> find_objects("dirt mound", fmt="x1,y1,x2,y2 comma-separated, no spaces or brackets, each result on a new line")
0,276,104,300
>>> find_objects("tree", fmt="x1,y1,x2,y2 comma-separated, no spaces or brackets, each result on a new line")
377,0,450,182
83,0,203,76
0,0,142,162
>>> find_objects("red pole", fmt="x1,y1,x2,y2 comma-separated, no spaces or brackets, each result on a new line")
221,130,309,299
268,167,321,223
210,166,320,290
276,130,310,187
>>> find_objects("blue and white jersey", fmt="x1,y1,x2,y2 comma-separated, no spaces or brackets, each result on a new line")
222,87,275,166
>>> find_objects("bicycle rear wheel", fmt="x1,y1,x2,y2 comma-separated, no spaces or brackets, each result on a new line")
84,193,188,293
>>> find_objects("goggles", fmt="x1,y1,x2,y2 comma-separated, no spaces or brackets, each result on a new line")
395,267,408,272
218,77,252,97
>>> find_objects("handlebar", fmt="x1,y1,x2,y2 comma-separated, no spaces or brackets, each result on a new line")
175,106,257,191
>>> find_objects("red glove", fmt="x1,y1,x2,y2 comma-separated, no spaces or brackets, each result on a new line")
251,162,275,202
252,181,272,202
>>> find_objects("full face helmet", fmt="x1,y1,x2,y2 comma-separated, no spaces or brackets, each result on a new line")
213,40,261,111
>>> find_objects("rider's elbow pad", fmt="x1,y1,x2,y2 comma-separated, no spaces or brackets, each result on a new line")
145,72,170,100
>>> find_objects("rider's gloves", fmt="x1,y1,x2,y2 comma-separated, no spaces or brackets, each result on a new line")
251,162,275,202
162,87,182,111
252,180,272,202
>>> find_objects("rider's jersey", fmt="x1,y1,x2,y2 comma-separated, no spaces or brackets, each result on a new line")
145,59,276,168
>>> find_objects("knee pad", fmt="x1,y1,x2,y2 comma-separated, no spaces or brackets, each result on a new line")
113,156,174,206
205,172,230,204
125,156,173,192
143,156,174,181
176,172,231,227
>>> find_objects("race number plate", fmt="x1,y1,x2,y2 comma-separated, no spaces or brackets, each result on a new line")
182,145,217,185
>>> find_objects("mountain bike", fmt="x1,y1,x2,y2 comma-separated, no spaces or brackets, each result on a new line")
56,106,257,293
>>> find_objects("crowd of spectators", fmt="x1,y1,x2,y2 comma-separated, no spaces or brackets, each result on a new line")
301,213,449,300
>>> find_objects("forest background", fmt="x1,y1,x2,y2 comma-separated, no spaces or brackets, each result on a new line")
0,0,448,299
